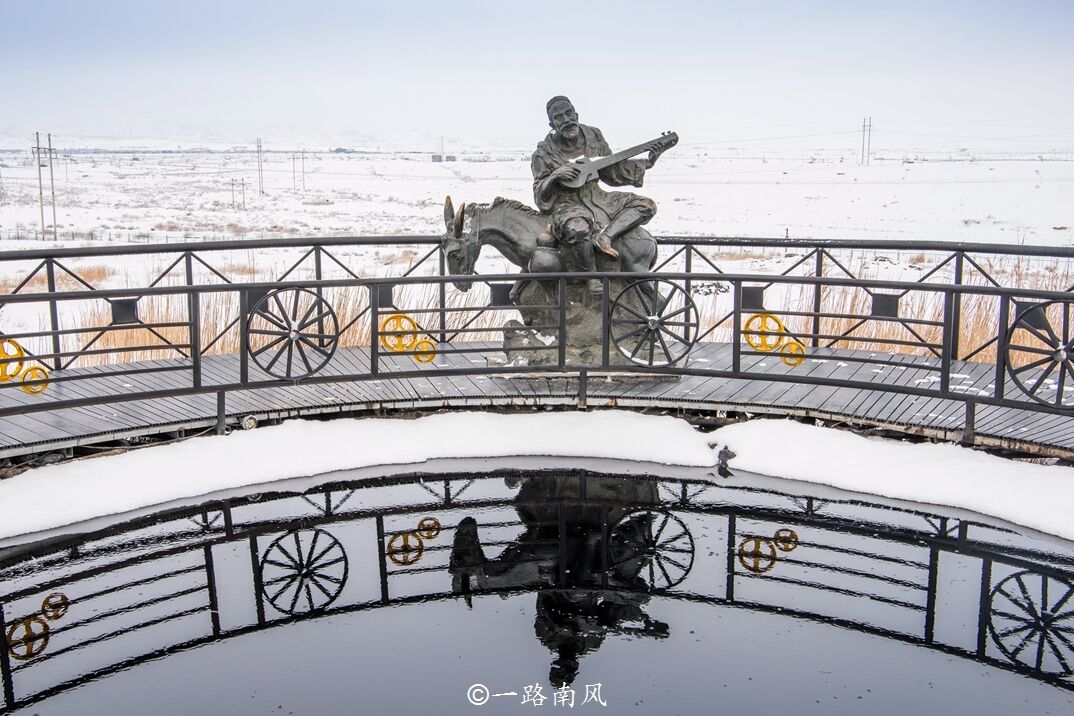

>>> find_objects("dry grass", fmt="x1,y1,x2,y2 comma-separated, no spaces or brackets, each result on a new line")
0,264,117,294
9,251,1073,369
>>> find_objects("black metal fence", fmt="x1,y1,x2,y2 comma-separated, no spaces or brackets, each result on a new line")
1,235,1073,450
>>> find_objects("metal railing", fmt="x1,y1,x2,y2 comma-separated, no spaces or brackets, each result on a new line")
1,235,1073,453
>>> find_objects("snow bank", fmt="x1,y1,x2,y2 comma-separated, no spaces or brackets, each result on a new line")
714,418,1074,541
2,412,1072,544
0,411,717,540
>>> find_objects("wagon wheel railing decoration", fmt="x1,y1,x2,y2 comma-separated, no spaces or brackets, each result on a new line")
987,570,1074,675
1005,300,1074,410
259,528,349,615
609,279,699,367
743,313,806,367
608,509,695,590
247,288,340,379
378,313,437,363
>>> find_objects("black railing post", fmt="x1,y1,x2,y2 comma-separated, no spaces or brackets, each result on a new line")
45,258,61,370
314,245,325,340
370,284,380,376
203,545,221,636
812,250,824,348
557,277,567,368
249,535,265,625
375,515,390,604
940,290,954,394
438,248,447,344
725,511,737,601
994,295,1010,401
950,252,965,360
239,290,250,384
185,253,201,388
924,545,939,643
684,246,694,343
601,276,610,368
215,391,227,435
732,281,742,374
963,401,976,445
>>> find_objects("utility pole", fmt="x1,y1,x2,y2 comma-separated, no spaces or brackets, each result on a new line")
35,133,46,239
241,178,246,209
0,164,5,205
230,178,235,208
47,134,58,239
256,138,264,195
860,118,867,165
866,117,873,166
292,152,296,190
301,149,306,190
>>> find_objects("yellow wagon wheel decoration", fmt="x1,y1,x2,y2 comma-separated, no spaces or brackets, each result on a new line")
413,339,437,363
780,341,806,367
378,313,420,352
744,313,786,352
737,536,779,574
41,592,70,621
6,616,50,661
0,339,26,382
21,366,50,395
773,528,799,552
416,517,442,540
386,530,425,566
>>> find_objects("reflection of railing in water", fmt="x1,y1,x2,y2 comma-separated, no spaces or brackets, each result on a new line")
1,470,1073,711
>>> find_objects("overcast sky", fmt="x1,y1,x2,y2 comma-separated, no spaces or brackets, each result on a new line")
2,0,1072,149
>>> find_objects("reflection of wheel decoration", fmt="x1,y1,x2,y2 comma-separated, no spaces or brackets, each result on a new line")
773,528,799,552
744,313,786,352
260,528,348,615
780,341,805,368
609,509,695,589
0,339,26,382
248,288,339,380
609,279,699,367
387,531,425,566
738,537,778,573
379,313,420,352
1005,301,1074,409
6,616,50,661
41,593,70,620
988,570,1074,675
416,517,442,540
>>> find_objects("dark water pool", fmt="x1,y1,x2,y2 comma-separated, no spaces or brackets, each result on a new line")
1,469,1073,715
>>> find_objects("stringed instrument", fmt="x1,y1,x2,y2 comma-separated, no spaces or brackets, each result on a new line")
558,131,678,189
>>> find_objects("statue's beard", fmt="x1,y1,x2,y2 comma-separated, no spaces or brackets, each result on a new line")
558,123,579,140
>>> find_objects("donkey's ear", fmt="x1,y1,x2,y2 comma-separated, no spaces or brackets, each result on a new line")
453,203,466,238
443,196,455,231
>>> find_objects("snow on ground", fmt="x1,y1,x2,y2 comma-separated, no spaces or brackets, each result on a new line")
1,144,1071,246
0,411,1071,544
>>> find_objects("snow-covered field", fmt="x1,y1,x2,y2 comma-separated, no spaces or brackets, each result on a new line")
1,143,1071,247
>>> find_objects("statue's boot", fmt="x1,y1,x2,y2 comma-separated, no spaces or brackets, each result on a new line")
593,231,619,258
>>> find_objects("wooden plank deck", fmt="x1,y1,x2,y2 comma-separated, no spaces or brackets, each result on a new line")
0,341,1070,460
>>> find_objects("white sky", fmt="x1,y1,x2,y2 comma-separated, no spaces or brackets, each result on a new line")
2,1,1073,150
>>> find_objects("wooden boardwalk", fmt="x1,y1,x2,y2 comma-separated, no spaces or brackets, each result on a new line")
1,341,1071,460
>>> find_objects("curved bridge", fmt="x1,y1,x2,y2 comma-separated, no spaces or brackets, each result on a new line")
1,235,1072,462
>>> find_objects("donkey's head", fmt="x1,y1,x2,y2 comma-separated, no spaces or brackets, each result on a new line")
441,196,480,291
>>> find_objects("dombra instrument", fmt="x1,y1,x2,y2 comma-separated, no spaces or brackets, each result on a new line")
558,131,678,189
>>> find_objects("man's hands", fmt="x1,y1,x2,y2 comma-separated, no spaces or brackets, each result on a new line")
646,142,666,169
550,163,581,186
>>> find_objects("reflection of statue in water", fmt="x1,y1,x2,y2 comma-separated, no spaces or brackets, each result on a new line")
449,474,676,686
